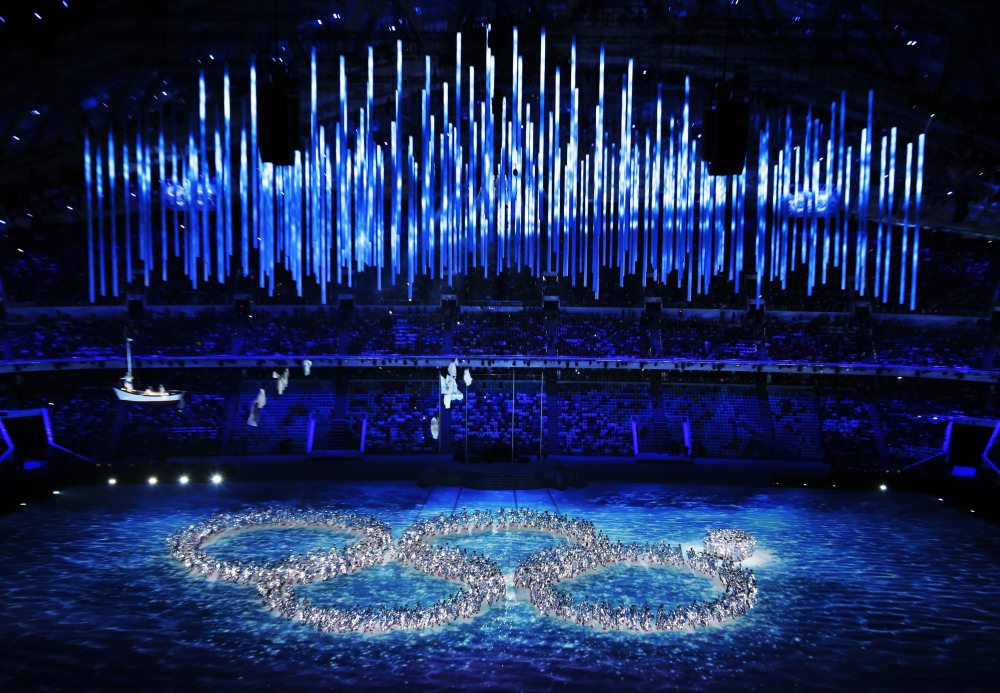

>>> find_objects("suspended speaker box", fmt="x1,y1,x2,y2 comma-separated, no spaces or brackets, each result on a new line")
257,64,301,165
704,99,749,176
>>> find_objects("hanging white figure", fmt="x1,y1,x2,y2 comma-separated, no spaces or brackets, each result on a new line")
463,368,473,388
440,369,462,409
302,359,312,377
430,414,440,440
255,388,267,409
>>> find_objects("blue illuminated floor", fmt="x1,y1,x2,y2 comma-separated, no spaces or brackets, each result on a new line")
2,481,999,691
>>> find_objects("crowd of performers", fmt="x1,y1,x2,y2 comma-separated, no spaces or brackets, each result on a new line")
167,508,758,634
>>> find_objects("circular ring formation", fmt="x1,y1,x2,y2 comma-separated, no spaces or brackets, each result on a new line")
167,507,759,634
703,528,758,562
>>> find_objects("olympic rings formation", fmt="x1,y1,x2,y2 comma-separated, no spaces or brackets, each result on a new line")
167,508,759,634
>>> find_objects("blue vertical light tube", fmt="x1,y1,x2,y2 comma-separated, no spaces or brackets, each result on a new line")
856,128,867,293
108,131,118,295
683,142,693,299
808,152,819,295
838,93,847,289
135,131,145,283
664,117,674,280
772,158,781,283
250,60,259,253
322,127,331,303
729,173,737,281
171,118,180,257
823,139,833,285
421,59,429,274
408,136,416,297
339,55,348,276
900,141,912,305
96,144,105,296
861,90,874,294
480,102,488,269
144,136,153,287
910,133,924,311
883,127,896,301
553,68,561,274
827,100,836,273
158,113,167,280
568,40,578,280
736,170,746,287
680,77,690,290
199,70,210,281
366,47,375,277
791,146,799,273
214,118,224,284
240,114,249,277
772,151,781,281
652,86,662,282
124,135,132,286
538,29,546,275
780,110,791,287
486,43,495,262
843,145,852,291
309,48,318,284
593,45,604,291
756,125,769,308
617,73,626,283
642,132,651,286
84,134,95,302
224,66,232,279
468,66,476,266
802,107,811,270
516,54,524,264
581,150,588,283
876,134,887,300
394,40,403,282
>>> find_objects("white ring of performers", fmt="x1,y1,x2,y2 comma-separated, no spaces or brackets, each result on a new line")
167,508,759,634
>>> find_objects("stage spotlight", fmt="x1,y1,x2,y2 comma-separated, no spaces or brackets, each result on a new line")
52,490,60,495
108,478,117,485
879,484,888,491
148,476,158,485
211,474,223,484
179,475,190,485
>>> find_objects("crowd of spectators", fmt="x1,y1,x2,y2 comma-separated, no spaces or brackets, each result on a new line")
662,384,767,459
1,305,993,374
558,384,651,456
764,315,870,363
871,319,990,369
451,382,547,458
117,392,229,460
346,310,443,356
768,388,825,461
452,310,546,356
659,314,760,361
239,313,339,356
556,313,652,358
347,380,438,454
815,390,882,469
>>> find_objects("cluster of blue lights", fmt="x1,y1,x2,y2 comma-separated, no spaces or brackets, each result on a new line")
83,27,926,308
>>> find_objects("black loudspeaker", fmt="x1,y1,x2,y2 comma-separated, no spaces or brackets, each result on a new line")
257,64,300,165
704,100,749,176
854,302,871,322
127,298,143,319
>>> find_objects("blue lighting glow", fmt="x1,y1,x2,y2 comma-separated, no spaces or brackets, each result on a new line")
82,29,928,308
